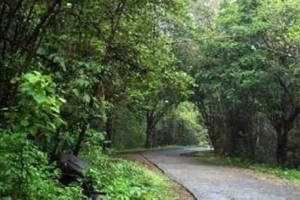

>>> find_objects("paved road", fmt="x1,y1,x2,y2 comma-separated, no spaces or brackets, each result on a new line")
143,147,300,200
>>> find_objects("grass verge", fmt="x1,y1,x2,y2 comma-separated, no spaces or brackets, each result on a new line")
111,145,181,155
119,153,195,200
195,151,300,184
81,146,178,200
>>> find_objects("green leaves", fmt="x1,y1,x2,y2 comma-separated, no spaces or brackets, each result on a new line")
23,72,41,84
0,131,85,199
82,148,172,200
5,71,66,150
0,0,199,199
193,0,300,110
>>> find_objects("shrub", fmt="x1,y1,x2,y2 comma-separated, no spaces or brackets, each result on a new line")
81,147,173,200
0,132,85,200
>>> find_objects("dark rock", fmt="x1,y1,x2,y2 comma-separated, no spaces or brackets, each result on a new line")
58,154,90,176
58,154,90,185
57,154,102,199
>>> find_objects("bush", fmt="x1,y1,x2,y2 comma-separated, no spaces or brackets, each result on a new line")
0,132,85,200
81,147,173,200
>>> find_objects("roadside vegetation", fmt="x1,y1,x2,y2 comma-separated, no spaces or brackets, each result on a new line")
0,0,195,199
112,145,182,155
191,0,300,168
196,151,300,184
82,149,175,200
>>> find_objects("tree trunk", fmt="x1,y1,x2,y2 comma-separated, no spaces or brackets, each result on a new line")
50,128,60,161
276,132,288,166
145,114,155,148
73,122,87,156
223,111,238,156
206,124,218,151
105,112,113,148
275,124,289,166
247,129,256,160
145,128,153,148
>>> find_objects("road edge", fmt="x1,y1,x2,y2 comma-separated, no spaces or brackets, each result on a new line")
140,153,197,200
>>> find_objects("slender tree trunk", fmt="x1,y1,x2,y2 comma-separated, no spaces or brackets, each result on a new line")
223,111,237,156
276,132,288,166
73,122,87,156
206,123,218,151
247,129,256,160
145,113,155,148
105,112,113,148
50,128,60,161
275,123,289,166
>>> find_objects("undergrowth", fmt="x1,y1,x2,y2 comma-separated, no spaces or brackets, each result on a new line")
81,146,176,200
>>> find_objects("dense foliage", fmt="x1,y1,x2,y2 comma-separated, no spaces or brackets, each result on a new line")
0,0,194,199
81,147,173,200
3,0,300,198
191,0,300,167
112,102,207,149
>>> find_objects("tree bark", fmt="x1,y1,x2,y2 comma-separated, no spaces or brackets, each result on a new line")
276,127,288,166
50,128,60,161
273,119,294,166
145,127,153,148
73,122,87,156
105,112,113,148
274,121,292,166
145,113,155,148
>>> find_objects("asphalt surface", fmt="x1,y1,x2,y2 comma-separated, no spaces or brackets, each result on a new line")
143,147,300,200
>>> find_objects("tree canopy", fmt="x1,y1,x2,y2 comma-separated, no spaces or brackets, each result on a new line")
2,0,300,199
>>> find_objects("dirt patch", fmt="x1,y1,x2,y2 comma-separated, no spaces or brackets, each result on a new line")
119,153,195,200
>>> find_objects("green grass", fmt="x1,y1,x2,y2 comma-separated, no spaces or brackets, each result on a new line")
112,145,182,155
80,146,178,200
195,151,300,183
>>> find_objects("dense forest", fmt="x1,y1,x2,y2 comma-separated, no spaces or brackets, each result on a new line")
1,0,300,199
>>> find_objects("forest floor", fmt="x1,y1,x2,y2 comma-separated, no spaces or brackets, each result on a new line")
140,147,300,200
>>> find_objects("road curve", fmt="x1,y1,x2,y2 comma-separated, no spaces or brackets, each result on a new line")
143,147,300,200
